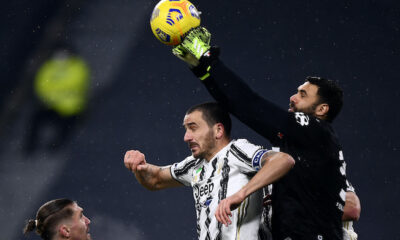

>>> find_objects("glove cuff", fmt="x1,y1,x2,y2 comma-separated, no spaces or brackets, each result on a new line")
191,46,220,80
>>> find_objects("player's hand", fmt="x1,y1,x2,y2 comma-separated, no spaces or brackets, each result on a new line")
172,26,211,66
124,150,147,172
181,26,211,59
172,45,201,67
215,191,246,227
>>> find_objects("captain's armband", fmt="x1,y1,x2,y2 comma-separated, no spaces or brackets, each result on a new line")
252,149,271,170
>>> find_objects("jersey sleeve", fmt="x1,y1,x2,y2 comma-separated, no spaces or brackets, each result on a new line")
170,156,197,186
345,179,355,192
200,59,287,144
200,59,328,146
230,139,271,173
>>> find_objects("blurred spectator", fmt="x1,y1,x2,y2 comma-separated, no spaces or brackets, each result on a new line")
25,44,90,153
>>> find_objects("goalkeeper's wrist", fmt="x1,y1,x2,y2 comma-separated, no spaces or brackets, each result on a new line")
190,46,220,80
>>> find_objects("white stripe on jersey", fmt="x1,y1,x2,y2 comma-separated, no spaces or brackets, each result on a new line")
170,139,268,240
343,221,358,240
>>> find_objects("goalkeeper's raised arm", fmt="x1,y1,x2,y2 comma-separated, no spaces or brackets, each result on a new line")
172,26,288,143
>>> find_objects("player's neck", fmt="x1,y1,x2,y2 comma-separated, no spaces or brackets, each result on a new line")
204,138,231,162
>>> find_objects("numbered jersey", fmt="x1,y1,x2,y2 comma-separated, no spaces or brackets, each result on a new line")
170,139,268,240
267,112,349,240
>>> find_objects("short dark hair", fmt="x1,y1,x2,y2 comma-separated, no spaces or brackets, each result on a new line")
186,102,232,137
306,76,343,122
23,198,75,240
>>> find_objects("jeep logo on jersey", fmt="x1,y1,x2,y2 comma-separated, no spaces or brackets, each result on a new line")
295,112,310,126
194,182,214,199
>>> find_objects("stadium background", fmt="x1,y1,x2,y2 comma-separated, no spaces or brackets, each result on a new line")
0,0,399,239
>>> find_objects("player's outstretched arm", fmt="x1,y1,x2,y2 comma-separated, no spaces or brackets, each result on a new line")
215,151,295,226
124,150,182,191
342,191,361,221
173,27,289,141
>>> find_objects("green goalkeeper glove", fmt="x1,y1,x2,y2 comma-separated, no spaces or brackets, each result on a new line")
172,26,211,67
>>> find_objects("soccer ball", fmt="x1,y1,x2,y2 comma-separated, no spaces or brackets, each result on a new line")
150,0,201,46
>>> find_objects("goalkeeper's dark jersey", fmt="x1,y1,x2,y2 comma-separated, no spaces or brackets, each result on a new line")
194,59,348,240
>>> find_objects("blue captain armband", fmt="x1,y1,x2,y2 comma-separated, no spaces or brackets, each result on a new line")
252,149,270,171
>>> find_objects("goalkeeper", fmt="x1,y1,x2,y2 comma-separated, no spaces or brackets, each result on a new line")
172,27,361,240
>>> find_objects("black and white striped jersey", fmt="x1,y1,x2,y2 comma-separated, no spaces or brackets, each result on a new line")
170,139,269,240
343,221,358,240
343,183,357,240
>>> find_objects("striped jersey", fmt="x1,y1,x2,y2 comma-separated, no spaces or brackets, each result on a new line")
170,139,269,240
343,221,358,240
343,183,358,240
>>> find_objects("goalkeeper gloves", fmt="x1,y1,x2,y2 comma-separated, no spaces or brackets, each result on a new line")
173,27,219,80
172,26,211,66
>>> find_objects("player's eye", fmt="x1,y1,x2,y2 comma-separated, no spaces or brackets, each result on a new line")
188,124,197,131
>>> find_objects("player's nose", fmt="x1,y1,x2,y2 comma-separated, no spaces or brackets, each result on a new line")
84,215,91,225
290,94,298,103
184,130,192,142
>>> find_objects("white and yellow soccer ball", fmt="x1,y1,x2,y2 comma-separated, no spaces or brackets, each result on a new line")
150,0,201,46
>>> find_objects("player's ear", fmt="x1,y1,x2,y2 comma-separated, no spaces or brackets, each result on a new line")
59,224,70,238
315,103,329,119
214,123,224,139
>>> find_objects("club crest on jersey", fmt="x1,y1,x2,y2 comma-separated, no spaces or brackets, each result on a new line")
193,167,202,183
294,112,310,126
